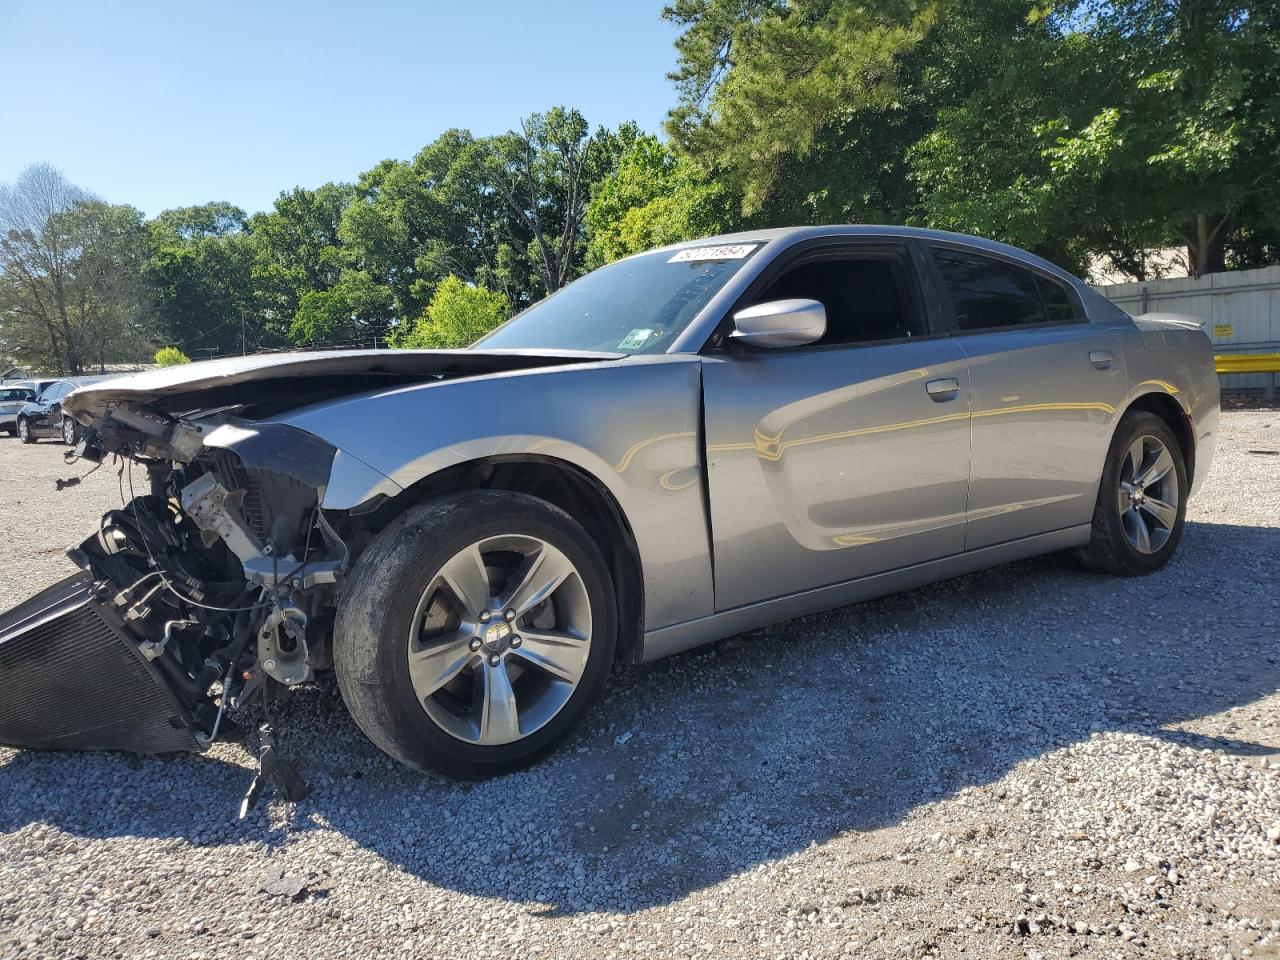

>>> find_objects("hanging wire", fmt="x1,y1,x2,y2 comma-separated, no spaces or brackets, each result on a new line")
125,460,273,614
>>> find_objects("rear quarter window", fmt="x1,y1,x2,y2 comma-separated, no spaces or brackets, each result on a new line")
1037,275,1077,323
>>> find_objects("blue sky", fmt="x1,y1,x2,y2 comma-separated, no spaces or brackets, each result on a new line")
0,1,681,217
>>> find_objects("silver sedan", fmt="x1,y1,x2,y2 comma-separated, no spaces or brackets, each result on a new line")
3,226,1219,780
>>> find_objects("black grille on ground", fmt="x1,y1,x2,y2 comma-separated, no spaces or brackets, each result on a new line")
0,574,201,754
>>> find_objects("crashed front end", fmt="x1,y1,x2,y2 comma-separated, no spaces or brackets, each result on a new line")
0,402,354,762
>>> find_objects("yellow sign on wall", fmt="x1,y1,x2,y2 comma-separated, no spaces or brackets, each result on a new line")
1212,323,1233,338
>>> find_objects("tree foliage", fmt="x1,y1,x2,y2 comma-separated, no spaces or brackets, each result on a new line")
389,275,508,349
665,0,938,215
154,345,191,366
585,135,732,266
148,202,263,356
665,0,1280,277
0,165,153,374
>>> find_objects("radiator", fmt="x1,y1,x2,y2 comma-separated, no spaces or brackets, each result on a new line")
0,574,201,754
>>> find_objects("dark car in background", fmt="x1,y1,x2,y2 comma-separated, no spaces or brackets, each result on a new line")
16,377,110,444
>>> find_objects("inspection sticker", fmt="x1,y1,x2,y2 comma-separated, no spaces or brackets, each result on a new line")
668,243,758,263
618,328,657,350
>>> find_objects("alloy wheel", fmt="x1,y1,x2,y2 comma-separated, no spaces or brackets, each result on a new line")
62,418,76,445
17,419,29,442
1116,434,1179,554
407,534,592,745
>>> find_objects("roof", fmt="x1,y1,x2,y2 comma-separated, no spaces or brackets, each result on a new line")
661,224,1082,285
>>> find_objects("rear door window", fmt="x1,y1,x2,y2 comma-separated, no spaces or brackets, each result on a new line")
932,247,1075,332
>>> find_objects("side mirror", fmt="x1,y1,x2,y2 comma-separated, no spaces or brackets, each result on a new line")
731,298,826,349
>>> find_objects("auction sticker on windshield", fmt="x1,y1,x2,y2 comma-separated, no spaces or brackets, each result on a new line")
668,243,758,263
618,328,658,350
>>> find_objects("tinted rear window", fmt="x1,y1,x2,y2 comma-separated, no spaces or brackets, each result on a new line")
933,247,1076,331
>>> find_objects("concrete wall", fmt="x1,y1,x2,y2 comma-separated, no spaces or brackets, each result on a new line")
1094,265,1280,392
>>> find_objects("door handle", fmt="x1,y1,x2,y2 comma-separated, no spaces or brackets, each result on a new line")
926,377,960,402
1089,350,1113,370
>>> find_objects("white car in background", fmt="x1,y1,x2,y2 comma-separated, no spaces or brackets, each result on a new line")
0,381,49,437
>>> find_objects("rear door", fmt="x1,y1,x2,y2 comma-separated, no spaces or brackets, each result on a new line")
927,244,1126,550
701,239,972,610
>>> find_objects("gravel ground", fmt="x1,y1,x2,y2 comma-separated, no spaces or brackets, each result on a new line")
1,412,1277,960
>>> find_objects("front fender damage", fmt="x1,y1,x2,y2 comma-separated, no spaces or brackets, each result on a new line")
0,402,383,804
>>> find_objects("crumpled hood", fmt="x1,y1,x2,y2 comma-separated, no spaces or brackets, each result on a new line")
63,348,623,421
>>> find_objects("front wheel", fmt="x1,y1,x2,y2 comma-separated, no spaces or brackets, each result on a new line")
1076,411,1188,576
334,490,617,777
17,418,34,444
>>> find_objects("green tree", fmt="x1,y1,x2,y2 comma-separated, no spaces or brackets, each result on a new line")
1057,0,1280,275
667,0,1280,279
0,165,152,373
68,200,155,371
250,183,362,344
147,202,265,355
390,275,508,349
910,0,1280,277
477,107,629,294
154,345,191,366
288,270,393,346
664,0,939,217
338,131,501,323
332,112,637,330
585,135,731,265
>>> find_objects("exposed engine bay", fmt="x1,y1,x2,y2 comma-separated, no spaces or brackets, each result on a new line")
80,419,342,703
0,406,353,807
0,349,615,804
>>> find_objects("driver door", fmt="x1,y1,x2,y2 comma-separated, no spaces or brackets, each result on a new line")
701,241,972,611
34,382,68,435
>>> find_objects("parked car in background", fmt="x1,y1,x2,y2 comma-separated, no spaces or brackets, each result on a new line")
0,226,1218,780
16,377,110,444
0,381,49,437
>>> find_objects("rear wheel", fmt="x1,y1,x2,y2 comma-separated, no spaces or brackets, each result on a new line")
1076,411,1187,575
17,418,34,444
334,490,616,777
61,417,79,445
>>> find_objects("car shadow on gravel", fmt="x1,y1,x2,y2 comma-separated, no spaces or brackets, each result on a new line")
2,520,1277,914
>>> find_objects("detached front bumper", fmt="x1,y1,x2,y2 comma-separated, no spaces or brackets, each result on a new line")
0,574,204,754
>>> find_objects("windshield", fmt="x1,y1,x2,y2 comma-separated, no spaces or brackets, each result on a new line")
476,244,760,354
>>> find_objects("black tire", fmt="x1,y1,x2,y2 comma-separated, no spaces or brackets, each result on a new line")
334,490,617,777
1076,411,1188,576
17,418,35,444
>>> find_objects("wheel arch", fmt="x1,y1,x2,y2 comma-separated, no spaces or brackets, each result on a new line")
347,454,646,665
1117,390,1196,486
